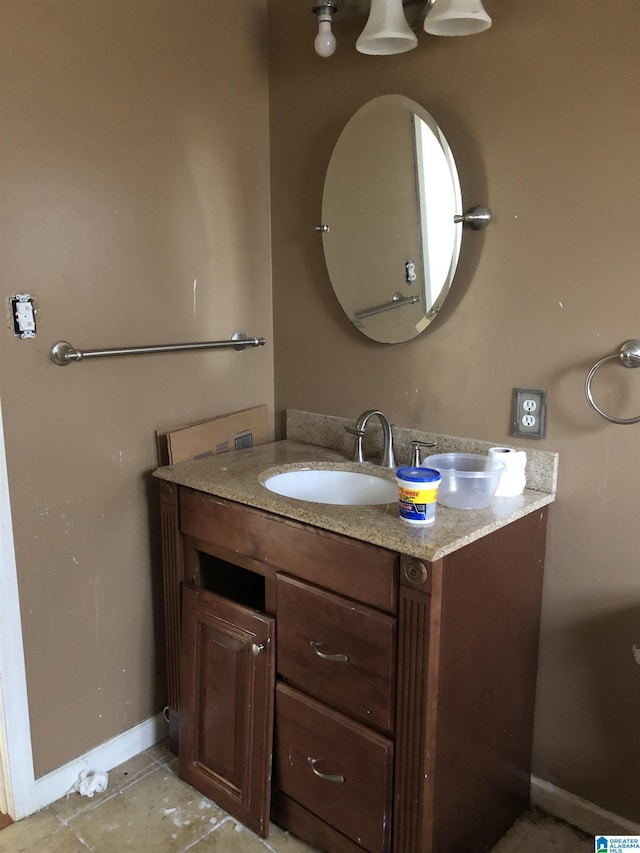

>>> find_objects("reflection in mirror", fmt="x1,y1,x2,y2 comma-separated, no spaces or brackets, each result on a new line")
322,95,465,344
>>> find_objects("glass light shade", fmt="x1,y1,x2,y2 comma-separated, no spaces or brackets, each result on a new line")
424,0,492,36
356,0,418,55
315,19,337,57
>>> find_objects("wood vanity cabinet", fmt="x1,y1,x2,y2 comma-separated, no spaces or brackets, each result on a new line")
159,480,548,853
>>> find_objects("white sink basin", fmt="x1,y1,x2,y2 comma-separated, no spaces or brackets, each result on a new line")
262,467,397,505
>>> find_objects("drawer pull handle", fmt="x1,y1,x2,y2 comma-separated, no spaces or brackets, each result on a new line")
307,757,345,783
251,643,265,656
310,641,348,663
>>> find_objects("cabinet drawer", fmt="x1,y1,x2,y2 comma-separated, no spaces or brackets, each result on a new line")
277,575,396,733
274,683,393,853
179,488,398,613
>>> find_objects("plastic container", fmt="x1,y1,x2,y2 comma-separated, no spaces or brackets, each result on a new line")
422,453,505,510
396,467,441,525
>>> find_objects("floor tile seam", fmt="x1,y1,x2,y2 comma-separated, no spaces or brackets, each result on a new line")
59,763,163,825
17,820,96,853
148,755,175,769
146,755,181,781
259,831,286,853
144,746,176,769
50,807,70,832
148,757,179,777
218,816,277,851
174,813,238,852
65,822,97,852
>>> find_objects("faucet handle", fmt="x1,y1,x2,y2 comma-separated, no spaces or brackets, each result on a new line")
410,440,437,467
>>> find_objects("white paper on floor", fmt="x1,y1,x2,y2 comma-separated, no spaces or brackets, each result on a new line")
71,769,109,797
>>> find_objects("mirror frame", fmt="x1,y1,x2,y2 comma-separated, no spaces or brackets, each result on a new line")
321,95,466,344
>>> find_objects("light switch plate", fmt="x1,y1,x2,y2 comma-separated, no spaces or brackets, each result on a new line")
512,388,547,439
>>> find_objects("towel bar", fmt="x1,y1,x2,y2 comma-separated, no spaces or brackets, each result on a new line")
50,331,266,366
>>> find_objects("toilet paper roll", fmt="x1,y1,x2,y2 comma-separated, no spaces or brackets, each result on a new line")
489,447,517,458
489,447,527,497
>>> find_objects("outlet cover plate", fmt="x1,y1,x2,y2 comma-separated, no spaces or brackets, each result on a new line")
512,388,547,439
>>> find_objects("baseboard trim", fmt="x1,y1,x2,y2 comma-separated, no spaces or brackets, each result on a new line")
29,733,640,834
34,713,168,814
531,775,640,837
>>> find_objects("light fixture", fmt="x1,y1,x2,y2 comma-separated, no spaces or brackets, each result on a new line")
423,0,492,36
312,3,338,58
311,0,492,59
356,0,418,55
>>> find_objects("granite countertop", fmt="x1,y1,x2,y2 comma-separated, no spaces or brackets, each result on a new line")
153,439,555,563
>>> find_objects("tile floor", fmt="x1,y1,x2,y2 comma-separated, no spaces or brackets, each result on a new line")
0,742,594,852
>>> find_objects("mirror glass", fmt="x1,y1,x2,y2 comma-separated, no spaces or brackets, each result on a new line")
322,95,463,344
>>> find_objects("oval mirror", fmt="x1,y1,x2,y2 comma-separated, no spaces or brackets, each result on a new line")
322,95,464,344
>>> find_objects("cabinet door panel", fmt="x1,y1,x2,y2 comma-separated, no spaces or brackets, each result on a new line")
275,683,394,853
277,574,396,733
179,585,275,838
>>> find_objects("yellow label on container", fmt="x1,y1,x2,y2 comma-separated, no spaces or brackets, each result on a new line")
399,486,438,504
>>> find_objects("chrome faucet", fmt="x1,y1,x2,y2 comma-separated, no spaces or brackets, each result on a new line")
345,409,396,468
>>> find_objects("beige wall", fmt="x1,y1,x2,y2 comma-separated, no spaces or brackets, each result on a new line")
2,0,638,824
0,0,273,777
269,0,640,824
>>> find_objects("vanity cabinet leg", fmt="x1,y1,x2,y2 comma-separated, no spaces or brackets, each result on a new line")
394,578,434,853
159,481,184,753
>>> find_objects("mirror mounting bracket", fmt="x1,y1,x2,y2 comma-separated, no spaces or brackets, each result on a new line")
454,205,492,230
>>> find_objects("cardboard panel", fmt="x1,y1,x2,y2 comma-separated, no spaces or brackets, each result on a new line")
157,405,269,465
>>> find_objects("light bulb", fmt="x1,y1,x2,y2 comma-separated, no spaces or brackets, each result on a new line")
315,18,336,57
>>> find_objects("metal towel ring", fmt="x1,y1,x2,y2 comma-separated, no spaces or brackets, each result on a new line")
585,339,640,424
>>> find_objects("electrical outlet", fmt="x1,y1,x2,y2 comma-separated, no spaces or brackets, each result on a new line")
10,294,36,338
512,388,547,439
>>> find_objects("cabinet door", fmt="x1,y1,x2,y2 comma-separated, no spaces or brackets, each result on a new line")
179,584,275,838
